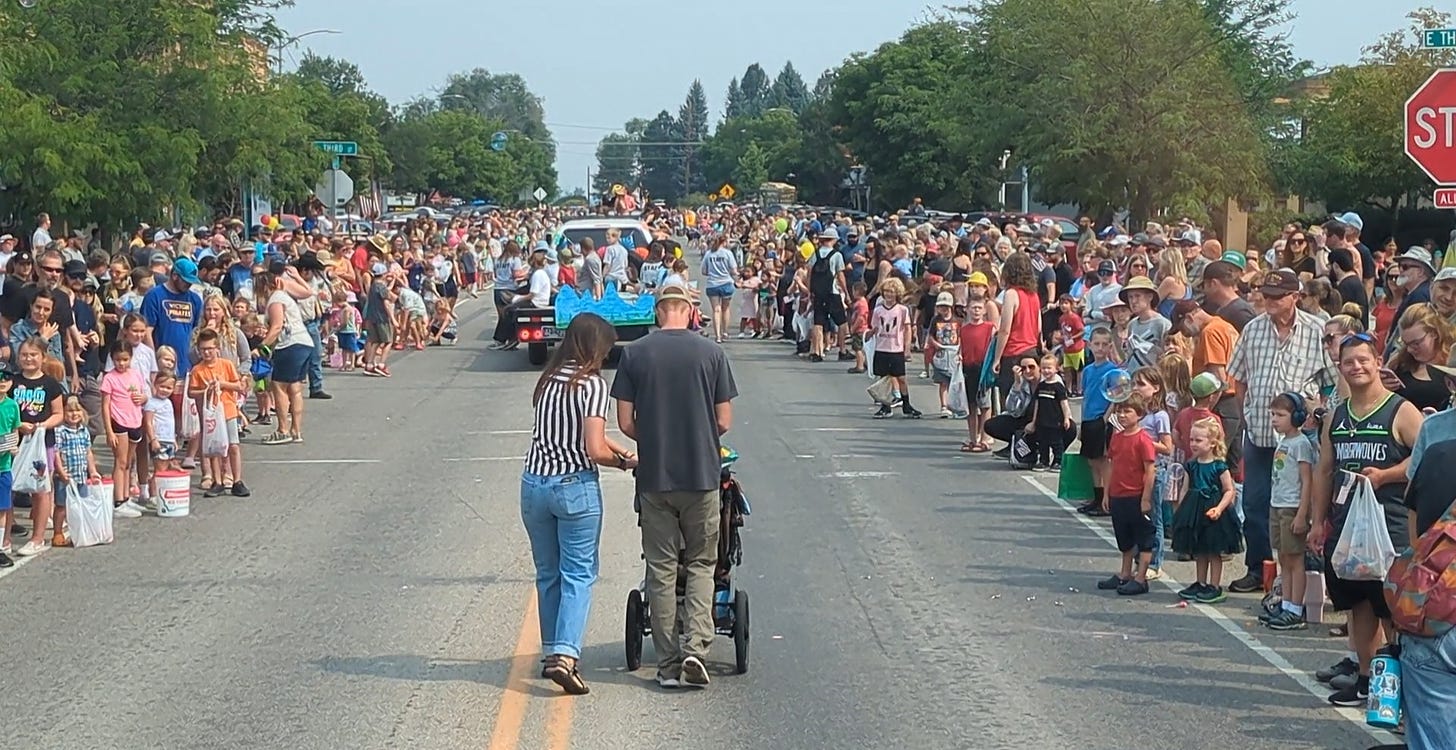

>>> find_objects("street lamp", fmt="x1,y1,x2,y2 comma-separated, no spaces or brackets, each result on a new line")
275,28,340,74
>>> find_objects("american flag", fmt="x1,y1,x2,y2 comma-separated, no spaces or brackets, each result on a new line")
354,180,384,219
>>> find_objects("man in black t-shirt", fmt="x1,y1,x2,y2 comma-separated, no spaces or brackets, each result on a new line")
612,284,738,689
1328,248,1368,323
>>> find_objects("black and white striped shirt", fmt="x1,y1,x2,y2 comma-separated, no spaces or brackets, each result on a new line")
523,365,610,476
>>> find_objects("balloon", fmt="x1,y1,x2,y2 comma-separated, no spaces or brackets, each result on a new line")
799,241,814,261
259,214,272,227
774,218,788,233
268,218,282,230
684,210,697,227
1103,368,1135,404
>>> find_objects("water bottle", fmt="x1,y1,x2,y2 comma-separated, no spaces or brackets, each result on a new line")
1366,646,1401,729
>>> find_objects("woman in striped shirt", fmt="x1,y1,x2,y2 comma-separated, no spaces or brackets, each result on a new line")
521,313,637,695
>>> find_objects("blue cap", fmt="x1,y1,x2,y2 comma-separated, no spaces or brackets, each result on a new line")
1332,211,1363,231
172,257,200,285
1097,226,1117,239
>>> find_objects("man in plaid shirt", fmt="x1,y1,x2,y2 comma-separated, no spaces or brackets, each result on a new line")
1226,269,1335,593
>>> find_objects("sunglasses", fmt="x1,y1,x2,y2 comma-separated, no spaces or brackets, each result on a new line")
1290,237,1307,244
1339,331,1377,350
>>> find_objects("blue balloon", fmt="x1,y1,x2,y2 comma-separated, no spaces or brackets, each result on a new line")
490,132,508,151
1103,368,1135,404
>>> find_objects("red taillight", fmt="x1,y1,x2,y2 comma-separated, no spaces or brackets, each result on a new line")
518,328,542,342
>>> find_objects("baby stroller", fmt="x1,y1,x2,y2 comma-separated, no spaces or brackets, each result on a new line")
625,445,753,674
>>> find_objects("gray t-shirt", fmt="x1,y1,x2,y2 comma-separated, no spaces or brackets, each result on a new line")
580,252,603,293
1270,431,1314,509
611,329,738,493
364,280,392,326
1125,313,1171,368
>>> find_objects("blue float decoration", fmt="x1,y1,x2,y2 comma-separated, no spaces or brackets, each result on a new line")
490,131,508,151
553,284,656,328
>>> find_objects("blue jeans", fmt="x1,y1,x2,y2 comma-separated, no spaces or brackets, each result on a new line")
1402,629,1456,750
1241,438,1276,573
305,319,324,394
1149,468,1168,569
520,470,603,660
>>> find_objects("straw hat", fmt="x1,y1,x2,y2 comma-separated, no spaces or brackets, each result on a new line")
1118,275,1160,306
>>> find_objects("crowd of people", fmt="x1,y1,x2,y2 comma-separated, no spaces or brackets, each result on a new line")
620,204,1451,748
0,206,517,563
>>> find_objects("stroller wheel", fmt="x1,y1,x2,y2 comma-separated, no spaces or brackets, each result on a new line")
732,589,750,675
625,589,645,671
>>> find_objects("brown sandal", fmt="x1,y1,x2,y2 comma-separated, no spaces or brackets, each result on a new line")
544,655,590,695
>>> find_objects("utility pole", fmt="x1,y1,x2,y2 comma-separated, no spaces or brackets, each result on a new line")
683,107,693,203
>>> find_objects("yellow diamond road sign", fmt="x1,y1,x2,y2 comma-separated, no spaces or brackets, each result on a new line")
708,192,719,202
719,183,736,200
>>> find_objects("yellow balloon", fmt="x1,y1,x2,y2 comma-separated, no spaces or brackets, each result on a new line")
684,210,697,227
268,218,281,230
799,241,814,260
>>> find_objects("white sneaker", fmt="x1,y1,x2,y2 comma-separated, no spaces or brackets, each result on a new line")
141,496,161,512
655,673,681,689
681,656,710,687
113,501,144,518
181,458,197,470
16,540,48,556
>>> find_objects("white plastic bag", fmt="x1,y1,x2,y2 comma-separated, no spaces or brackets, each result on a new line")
201,394,229,457
947,364,968,415
68,480,114,547
12,430,50,495
1330,473,1396,582
180,391,200,440
862,331,877,380
867,376,896,406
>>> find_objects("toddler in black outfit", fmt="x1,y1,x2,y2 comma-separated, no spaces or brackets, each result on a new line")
1024,354,1071,471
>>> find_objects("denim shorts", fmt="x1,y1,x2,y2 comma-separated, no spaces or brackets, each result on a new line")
0,470,11,512
336,332,361,353
706,283,735,298
269,344,311,384
1401,629,1456,750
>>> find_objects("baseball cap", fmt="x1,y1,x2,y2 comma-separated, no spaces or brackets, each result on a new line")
172,257,201,285
154,230,172,243
817,228,839,240
935,292,955,307
62,259,87,277
1097,259,1117,275
1169,298,1202,331
1190,372,1224,399
654,283,692,307
1331,211,1363,231
1434,267,1456,284
1220,249,1247,269
0,234,13,243
371,262,387,276
1259,269,1300,296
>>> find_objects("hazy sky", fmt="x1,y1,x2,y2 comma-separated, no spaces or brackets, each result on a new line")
275,0,1433,192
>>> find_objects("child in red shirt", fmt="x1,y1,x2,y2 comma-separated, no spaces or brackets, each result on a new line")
1058,295,1085,395
1098,395,1157,596
957,299,996,451
847,282,871,375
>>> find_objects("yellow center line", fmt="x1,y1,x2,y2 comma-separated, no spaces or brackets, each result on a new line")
545,695,575,750
486,591,539,750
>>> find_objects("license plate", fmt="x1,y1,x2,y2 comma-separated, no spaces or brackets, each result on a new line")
541,327,562,339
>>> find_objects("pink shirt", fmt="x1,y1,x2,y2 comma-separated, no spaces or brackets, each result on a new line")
100,367,150,429
871,302,910,353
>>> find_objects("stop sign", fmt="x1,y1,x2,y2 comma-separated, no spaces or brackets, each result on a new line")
1406,68,1456,185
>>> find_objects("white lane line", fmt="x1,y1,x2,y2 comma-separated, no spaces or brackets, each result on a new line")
795,454,877,459
816,471,899,478
1019,476,1400,746
248,459,383,465
0,546,44,582
442,457,520,462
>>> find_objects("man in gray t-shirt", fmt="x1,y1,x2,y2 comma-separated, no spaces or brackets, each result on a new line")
612,283,738,688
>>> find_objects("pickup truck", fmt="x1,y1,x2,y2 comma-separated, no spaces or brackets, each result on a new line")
514,285,656,365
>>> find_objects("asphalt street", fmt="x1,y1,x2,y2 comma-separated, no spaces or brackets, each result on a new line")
0,298,1398,750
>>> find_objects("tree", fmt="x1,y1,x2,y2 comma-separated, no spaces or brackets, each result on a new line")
592,119,646,196
965,0,1270,223
828,22,987,209
639,111,683,202
382,108,555,204
1288,8,1456,215
294,52,369,97
734,142,769,192
439,68,550,141
768,61,811,114
699,109,803,189
0,0,321,227
723,77,744,121
678,80,711,195
738,64,770,118
811,69,837,103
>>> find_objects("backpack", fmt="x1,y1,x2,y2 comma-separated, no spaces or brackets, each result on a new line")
1384,495,1456,638
810,249,834,297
